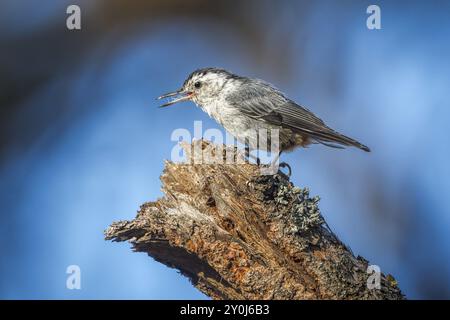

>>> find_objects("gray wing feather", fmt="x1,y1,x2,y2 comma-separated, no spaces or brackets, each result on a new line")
226,79,370,152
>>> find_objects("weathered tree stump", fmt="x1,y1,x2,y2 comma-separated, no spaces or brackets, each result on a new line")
105,140,404,300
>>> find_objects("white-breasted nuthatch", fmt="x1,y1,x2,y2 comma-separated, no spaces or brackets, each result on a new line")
157,68,370,172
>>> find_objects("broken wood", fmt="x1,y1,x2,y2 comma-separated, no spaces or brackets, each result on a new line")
105,140,404,300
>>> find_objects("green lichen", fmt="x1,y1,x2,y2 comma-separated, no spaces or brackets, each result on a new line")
275,183,324,233
253,174,325,234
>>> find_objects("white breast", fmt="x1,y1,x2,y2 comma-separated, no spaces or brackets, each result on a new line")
198,98,281,150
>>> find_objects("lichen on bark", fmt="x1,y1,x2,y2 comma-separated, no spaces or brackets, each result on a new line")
105,140,404,300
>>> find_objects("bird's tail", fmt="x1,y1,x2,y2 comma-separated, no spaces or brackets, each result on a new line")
311,129,371,152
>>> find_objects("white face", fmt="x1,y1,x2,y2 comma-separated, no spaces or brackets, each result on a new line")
157,68,236,108
182,72,229,106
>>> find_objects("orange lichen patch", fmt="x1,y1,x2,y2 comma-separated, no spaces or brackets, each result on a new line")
312,249,328,261
185,239,198,252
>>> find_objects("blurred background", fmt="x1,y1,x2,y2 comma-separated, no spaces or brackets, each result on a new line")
1,0,449,299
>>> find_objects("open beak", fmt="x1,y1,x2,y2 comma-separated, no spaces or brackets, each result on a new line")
156,89,192,108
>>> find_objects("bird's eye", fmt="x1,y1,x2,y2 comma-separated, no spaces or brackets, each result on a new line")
194,81,201,89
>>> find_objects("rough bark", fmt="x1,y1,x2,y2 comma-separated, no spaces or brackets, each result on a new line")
105,140,404,300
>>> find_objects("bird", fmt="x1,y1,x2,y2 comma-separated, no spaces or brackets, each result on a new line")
157,67,370,174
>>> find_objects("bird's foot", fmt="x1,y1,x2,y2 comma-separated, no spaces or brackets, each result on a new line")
279,162,292,177
244,145,261,165
245,153,261,165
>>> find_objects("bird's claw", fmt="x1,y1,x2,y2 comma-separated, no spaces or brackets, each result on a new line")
279,162,292,177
